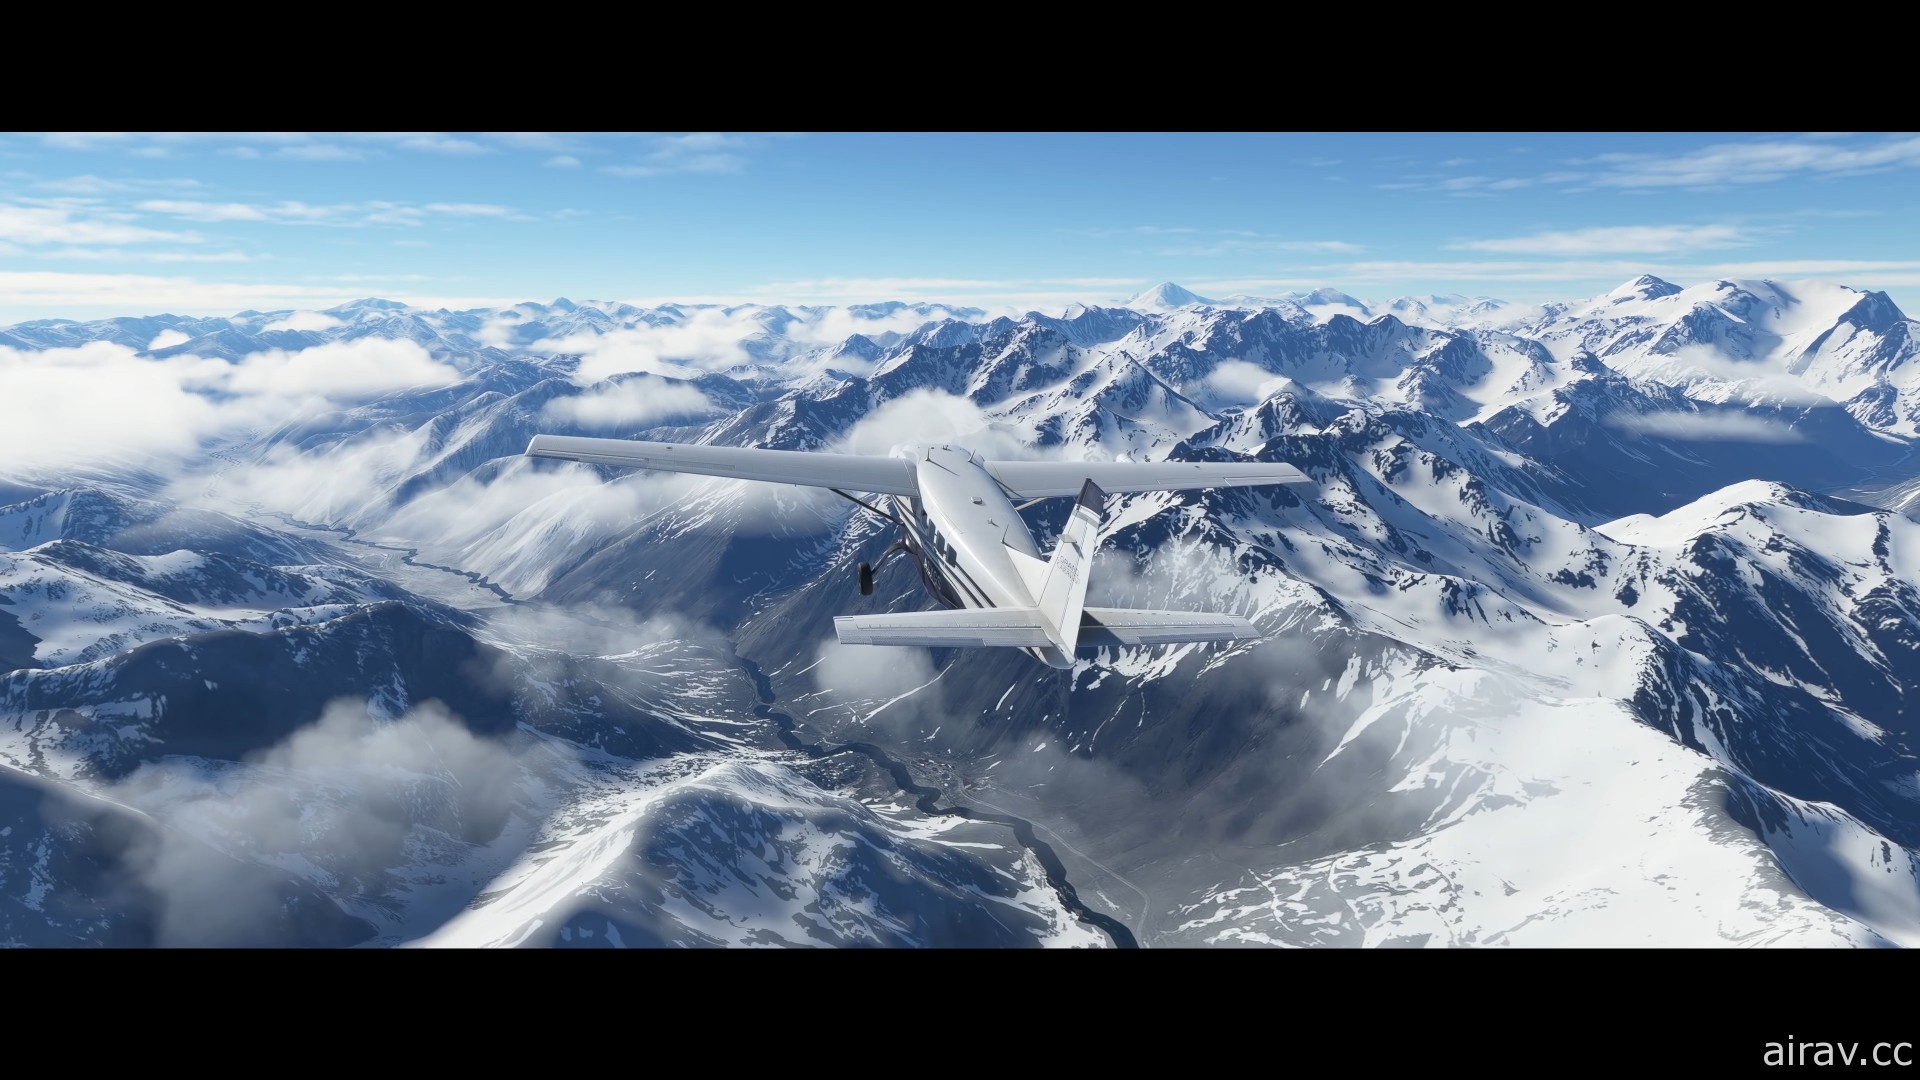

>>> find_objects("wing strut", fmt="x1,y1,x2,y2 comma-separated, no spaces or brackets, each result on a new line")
829,488,903,526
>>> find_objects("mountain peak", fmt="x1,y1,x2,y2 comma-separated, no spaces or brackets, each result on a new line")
1127,282,1215,310
1608,274,1683,301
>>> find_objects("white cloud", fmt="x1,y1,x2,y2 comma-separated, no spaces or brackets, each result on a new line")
35,246,252,264
398,135,491,155
813,640,939,703
545,155,581,168
0,337,463,478
1607,410,1809,443
422,202,512,217
226,339,462,399
134,199,270,222
835,389,1032,459
0,271,357,320
1163,238,1365,257
532,310,756,383
600,132,794,178
538,377,719,428
1205,359,1288,403
109,698,537,946
0,203,200,246
148,328,190,349
0,342,234,472
277,143,365,161
1586,134,1920,188
261,310,344,332
1452,224,1759,256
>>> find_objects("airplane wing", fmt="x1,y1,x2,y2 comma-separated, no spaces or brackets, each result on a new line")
982,458,1310,498
525,434,919,496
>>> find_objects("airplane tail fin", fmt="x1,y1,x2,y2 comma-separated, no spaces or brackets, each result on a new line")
1037,479,1104,654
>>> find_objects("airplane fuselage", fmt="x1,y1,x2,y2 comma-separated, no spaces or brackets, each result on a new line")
885,443,1069,667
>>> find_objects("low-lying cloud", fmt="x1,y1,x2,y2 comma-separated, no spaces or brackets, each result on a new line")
110,698,543,947
1608,409,1809,443
538,377,719,428
835,389,1035,459
1,337,465,479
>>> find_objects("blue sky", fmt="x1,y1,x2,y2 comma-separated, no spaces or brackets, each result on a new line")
2,131,1918,322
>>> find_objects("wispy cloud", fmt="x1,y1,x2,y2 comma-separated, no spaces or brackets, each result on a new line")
1607,410,1809,443
1451,224,1762,256
0,270,364,314
34,247,253,263
396,135,492,155
1380,135,1920,195
600,132,789,178
1584,134,1920,188
1163,238,1365,256
545,155,581,168
135,198,523,227
538,377,719,427
276,143,366,161
0,203,200,246
1061,225,1361,255
24,132,574,163
33,174,204,195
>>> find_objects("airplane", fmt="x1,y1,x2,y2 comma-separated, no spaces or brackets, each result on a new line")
524,434,1311,669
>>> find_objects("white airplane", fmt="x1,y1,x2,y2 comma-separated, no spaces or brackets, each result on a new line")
524,435,1311,669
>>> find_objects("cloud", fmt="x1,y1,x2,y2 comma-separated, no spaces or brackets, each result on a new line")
0,336,469,480
545,155,581,168
277,143,366,161
1162,238,1365,257
599,132,791,178
35,246,253,264
1205,359,1288,403
148,328,191,349
261,310,344,332
812,640,940,705
1451,224,1760,256
538,377,719,428
835,389,1033,459
0,270,444,320
1585,134,1920,188
226,339,463,399
108,698,539,946
422,202,513,217
532,312,755,383
134,197,505,229
1607,409,1809,443
0,341,234,472
1391,135,1920,196
0,203,200,246
134,199,269,222
398,136,491,155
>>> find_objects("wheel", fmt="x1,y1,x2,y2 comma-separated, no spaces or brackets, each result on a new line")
858,562,874,596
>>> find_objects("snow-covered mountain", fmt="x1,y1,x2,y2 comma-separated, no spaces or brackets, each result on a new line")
4,276,1919,947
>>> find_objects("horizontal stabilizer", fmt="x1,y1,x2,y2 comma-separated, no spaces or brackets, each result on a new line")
526,434,919,496
835,609,1055,648
1077,607,1261,647
835,606,1261,649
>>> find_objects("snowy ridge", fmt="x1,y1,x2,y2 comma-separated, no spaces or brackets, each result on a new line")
3,275,1920,946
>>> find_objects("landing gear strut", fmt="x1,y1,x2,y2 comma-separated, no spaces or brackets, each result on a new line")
858,539,909,597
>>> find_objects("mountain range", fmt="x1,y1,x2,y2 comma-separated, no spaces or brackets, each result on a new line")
3,274,1917,946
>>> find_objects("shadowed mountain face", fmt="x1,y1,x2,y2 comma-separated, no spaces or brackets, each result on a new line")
3,280,1919,947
